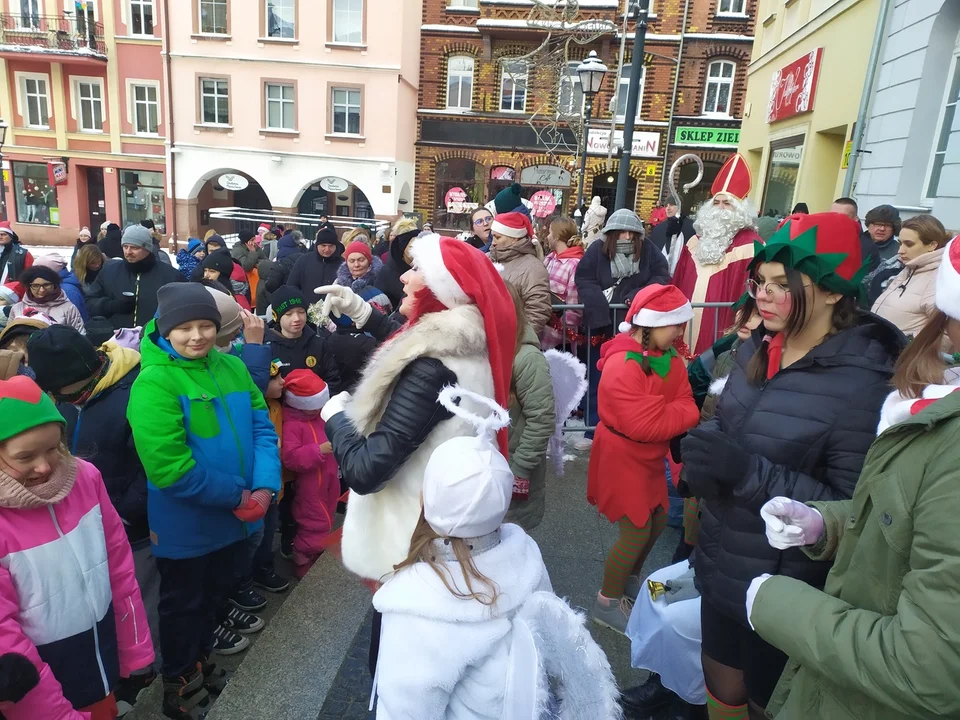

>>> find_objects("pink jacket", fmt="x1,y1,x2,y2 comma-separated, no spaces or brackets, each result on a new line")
0,459,153,719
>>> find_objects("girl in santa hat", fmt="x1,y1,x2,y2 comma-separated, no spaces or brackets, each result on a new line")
587,284,700,635
747,236,960,720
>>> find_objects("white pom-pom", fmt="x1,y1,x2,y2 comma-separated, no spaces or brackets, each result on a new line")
618,321,633,333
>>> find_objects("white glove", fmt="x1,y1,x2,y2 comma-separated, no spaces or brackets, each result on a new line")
320,391,352,423
760,497,824,550
745,574,772,631
314,284,372,329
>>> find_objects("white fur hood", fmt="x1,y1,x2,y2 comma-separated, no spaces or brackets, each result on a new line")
373,524,551,622
877,366,960,436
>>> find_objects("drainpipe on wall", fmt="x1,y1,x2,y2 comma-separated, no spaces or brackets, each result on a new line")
841,0,895,198
657,0,691,204
162,0,178,243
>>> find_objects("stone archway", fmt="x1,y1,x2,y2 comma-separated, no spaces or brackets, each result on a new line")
190,169,272,239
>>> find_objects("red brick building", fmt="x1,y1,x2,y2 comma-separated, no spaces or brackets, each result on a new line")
416,0,756,234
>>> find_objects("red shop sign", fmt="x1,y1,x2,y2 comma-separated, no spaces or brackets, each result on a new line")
47,161,68,187
766,48,823,124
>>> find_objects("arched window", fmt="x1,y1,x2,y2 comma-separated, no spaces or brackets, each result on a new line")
704,60,736,117
446,56,474,111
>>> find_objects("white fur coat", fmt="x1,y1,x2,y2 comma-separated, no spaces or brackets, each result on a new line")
372,524,622,720
340,304,496,581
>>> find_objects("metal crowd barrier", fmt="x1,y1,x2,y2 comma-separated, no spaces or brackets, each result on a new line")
552,302,734,434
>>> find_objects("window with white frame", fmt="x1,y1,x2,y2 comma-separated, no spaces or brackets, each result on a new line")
717,0,745,14
448,0,478,6
75,79,104,131
500,59,528,113
130,0,154,35
332,0,363,44
18,0,40,29
446,56,474,110
265,83,295,130
266,0,295,38
199,0,228,34
927,55,960,199
200,78,230,125
615,63,645,123
704,60,735,116
558,62,584,116
131,82,159,134
20,75,49,128
331,87,361,134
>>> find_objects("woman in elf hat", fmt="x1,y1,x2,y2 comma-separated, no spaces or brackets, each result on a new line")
586,284,700,635
489,211,553,335
747,236,960,719
0,375,154,720
679,213,905,718
373,387,621,720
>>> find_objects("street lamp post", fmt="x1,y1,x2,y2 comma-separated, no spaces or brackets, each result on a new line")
574,51,607,227
614,2,649,211
0,120,8,222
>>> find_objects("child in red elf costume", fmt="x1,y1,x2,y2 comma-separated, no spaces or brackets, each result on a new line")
280,369,340,578
587,284,700,635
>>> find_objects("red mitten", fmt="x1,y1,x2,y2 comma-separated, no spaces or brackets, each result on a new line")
512,476,530,502
233,489,272,523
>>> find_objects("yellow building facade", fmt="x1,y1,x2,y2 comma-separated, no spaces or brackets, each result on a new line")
738,0,881,216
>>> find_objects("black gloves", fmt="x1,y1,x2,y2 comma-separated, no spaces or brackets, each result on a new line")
665,215,683,239
108,293,136,315
0,652,40,703
680,427,751,499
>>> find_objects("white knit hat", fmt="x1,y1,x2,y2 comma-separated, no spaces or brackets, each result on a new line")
936,237,960,320
422,386,514,539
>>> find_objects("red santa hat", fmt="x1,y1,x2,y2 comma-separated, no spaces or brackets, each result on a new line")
618,284,693,333
711,153,752,201
491,211,533,240
257,223,271,236
936,237,960,320
409,236,517,457
283,369,330,412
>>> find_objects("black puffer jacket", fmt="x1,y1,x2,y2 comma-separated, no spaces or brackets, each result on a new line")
691,313,905,625
266,324,342,394
286,244,344,306
85,254,184,329
378,229,419,308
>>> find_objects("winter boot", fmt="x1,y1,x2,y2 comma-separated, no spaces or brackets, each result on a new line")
198,659,232,696
162,668,210,720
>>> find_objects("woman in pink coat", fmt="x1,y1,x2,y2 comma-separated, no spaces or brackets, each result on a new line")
280,370,340,579
0,376,153,720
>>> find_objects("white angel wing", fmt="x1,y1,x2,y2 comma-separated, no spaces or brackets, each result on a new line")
543,350,588,476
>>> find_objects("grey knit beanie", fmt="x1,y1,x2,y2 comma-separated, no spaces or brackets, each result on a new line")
121,224,155,251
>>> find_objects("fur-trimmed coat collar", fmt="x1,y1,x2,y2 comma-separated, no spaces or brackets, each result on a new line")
335,255,384,294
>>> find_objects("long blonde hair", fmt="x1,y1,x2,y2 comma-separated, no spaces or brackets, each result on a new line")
73,244,105,285
393,510,500,606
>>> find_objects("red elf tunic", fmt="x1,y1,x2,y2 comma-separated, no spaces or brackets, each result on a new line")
587,333,700,527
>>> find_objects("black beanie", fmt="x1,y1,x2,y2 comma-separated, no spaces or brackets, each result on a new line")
202,249,234,278
271,285,305,322
316,226,338,246
864,204,902,235
157,282,222,337
26,325,102,391
238,229,256,244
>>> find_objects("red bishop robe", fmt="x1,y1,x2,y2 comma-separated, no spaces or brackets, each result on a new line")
673,227,758,355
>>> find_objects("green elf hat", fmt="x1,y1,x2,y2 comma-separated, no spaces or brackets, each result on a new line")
749,212,868,299
0,376,65,444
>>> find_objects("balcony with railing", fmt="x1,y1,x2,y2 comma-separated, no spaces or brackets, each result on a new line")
0,13,106,63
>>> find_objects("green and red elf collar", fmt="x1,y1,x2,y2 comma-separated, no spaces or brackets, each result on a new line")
626,346,678,379
749,212,868,302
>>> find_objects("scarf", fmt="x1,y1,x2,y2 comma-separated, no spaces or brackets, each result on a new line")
53,351,110,405
764,333,785,381
610,252,640,280
626,346,678,379
0,454,77,509
555,245,585,261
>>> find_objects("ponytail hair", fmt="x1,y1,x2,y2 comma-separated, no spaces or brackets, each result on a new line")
893,311,949,398
550,217,582,248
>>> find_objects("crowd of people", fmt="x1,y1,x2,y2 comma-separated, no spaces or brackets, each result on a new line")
0,156,958,720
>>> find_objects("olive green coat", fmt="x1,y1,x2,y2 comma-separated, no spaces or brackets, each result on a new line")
752,390,960,719
504,324,556,531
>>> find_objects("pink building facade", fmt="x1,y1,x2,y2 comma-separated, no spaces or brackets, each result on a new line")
166,0,420,240
0,0,168,246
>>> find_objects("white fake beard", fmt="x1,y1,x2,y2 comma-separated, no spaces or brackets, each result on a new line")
692,199,754,266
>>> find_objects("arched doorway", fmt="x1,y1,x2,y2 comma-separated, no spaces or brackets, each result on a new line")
296,176,374,239
591,172,637,214
435,158,484,232
196,171,271,237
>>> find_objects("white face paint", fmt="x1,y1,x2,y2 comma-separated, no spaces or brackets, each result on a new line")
691,194,757,266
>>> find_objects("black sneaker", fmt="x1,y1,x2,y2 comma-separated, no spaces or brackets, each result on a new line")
115,670,156,716
230,586,267,612
279,537,293,559
253,569,290,593
222,605,265,635
212,624,250,655
162,669,210,719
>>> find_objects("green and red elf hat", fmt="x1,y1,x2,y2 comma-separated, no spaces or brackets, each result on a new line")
0,376,65,444
749,212,868,299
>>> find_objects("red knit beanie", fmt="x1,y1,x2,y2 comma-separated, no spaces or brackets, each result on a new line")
344,241,372,263
409,237,517,457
